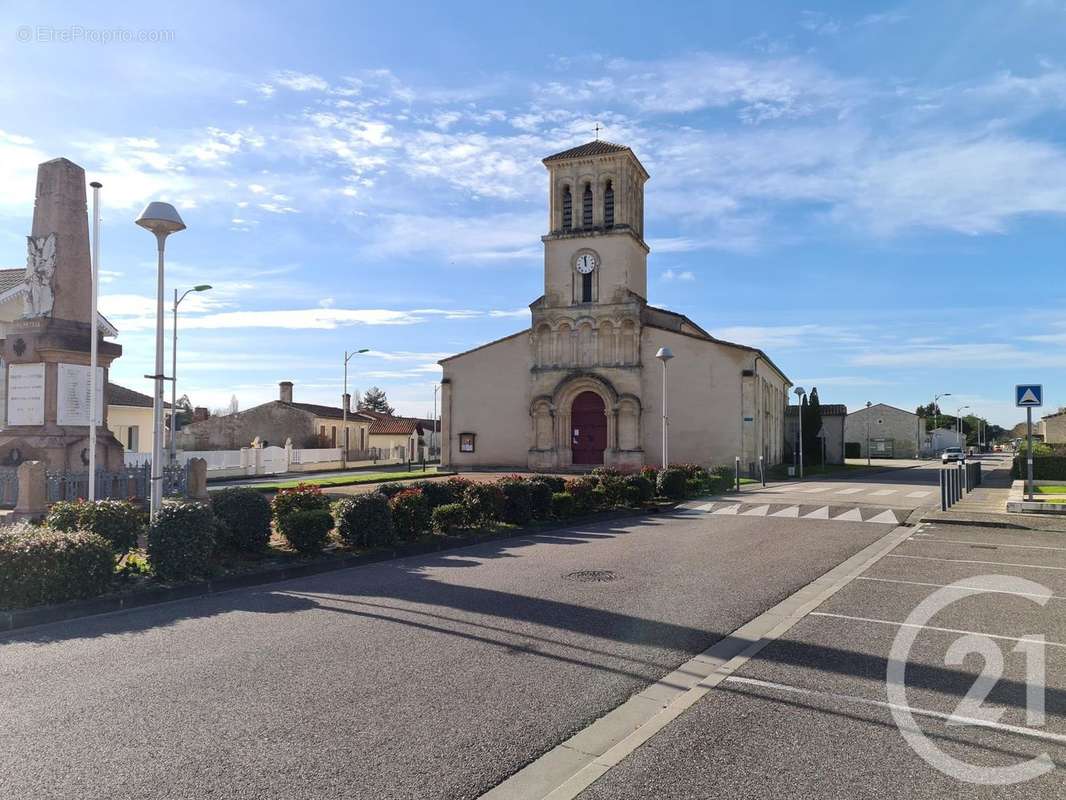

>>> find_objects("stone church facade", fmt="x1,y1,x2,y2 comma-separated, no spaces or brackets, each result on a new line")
440,141,790,472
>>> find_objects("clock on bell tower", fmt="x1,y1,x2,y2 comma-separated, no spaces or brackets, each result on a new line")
539,140,649,310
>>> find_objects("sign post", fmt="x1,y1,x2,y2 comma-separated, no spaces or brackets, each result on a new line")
1015,384,1043,501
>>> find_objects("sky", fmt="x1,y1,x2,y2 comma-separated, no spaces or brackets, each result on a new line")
0,0,1064,427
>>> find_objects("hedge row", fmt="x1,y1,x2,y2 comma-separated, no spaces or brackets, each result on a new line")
1011,456,1066,480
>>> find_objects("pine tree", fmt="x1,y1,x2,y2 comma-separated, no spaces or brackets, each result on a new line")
805,387,824,466
358,386,394,415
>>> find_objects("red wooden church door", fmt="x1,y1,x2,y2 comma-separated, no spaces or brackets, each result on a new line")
571,391,606,465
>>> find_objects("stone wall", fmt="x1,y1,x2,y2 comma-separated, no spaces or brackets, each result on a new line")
844,404,924,458
175,402,315,451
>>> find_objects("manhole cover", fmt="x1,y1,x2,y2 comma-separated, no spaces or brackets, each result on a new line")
564,569,617,583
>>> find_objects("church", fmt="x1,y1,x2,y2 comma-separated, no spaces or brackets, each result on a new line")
439,141,791,473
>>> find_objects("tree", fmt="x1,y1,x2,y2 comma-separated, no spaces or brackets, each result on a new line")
358,386,394,415
802,387,824,466
172,394,194,432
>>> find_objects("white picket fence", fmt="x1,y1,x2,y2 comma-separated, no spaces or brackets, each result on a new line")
124,445,344,477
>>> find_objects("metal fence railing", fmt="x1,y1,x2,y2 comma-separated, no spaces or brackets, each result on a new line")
46,463,190,505
940,460,982,510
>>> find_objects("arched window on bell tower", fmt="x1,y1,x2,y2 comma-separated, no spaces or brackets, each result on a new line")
582,182,593,227
581,271,593,303
562,184,572,231
604,180,614,227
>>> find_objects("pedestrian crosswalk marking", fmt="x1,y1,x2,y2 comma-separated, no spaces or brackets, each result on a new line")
871,489,896,496
741,504,769,516
771,505,801,517
906,491,932,498
800,486,834,493
834,508,864,522
803,506,831,519
712,503,740,515
835,487,865,495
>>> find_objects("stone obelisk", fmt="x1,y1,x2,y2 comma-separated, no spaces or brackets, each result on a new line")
0,158,124,471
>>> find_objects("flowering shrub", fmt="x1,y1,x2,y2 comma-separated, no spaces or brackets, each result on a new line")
277,509,334,554
496,479,532,525
462,483,505,525
272,483,331,522
526,480,554,520
656,468,688,501
334,494,394,548
431,503,467,534
389,488,431,540
624,474,655,503
565,476,601,514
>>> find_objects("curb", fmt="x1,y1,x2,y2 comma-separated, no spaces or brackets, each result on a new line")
0,505,670,635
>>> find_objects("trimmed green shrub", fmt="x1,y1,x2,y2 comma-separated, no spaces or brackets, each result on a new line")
277,509,334,554
1012,456,1066,480
656,467,688,501
462,483,505,525
551,492,576,519
272,483,331,522
709,465,736,493
530,474,566,493
389,488,431,540
623,484,644,507
527,480,554,519
431,502,467,534
640,465,658,484
376,482,406,499
146,502,216,581
0,523,114,608
334,493,394,548
685,478,705,496
410,480,457,510
211,487,272,552
497,479,533,525
566,476,600,514
624,474,655,503
597,475,628,507
47,499,143,552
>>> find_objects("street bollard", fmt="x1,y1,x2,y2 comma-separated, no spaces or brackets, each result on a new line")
939,468,946,511
759,455,765,487
734,456,740,492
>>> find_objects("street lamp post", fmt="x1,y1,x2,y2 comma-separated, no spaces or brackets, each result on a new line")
169,285,212,465
433,383,440,461
794,386,806,478
865,400,872,466
957,405,970,451
88,181,102,500
342,348,369,466
655,347,674,466
135,202,186,519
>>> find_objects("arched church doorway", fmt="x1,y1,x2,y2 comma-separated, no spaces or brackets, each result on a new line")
571,391,606,465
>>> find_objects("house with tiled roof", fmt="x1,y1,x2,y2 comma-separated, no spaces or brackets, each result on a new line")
368,415,425,462
106,382,171,454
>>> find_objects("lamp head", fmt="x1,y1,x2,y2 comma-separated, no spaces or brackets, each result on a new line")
193,284,212,292
655,347,674,362
793,386,806,398
135,202,186,237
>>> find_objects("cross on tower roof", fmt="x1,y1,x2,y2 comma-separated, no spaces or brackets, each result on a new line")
594,123,601,140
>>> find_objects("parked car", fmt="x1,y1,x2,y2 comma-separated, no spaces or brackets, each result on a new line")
941,446,965,463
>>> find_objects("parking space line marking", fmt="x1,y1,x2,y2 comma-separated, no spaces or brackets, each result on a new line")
916,538,1066,553
870,489,897,496
856,576,1066,601
886,553,1066,573
808,612,1066,648
835,487,865,495
770,505,801,517
722,676,1066,746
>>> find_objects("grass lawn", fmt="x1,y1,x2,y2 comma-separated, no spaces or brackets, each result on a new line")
1035,486,1066,495
246,469,453,492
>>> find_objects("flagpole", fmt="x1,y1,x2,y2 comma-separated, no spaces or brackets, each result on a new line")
88,181,102,500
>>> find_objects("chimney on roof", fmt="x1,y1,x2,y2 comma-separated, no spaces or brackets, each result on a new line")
193,406,209,422
279,381,293,403
343,393,351,414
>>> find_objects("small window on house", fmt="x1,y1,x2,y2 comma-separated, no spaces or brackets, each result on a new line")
582,183,593,227
127,426,138,451
360,428,365,450
604,180,614,227
581,272,593,303
459,432,476,453
331,426,337,447
562,185,572,231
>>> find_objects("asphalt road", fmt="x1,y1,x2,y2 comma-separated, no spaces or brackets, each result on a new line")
0,508,889,800
578,521,1066,799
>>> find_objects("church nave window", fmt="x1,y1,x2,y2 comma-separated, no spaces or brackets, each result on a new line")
581,271,593,303
604,180,614,227
582,183,593,227
562,185,572,231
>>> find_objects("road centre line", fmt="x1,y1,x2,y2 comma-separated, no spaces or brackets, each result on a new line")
722,676,1066,746
808,611,1066,648
856,576,1066,602
885,553,1066,573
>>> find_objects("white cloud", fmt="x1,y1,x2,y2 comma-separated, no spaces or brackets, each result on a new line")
661,268,695,281
272,71,330,92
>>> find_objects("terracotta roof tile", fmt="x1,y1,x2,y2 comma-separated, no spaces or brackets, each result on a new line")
0,268,25,294
108,382,170,409
368,417,422,435
543,140,631,162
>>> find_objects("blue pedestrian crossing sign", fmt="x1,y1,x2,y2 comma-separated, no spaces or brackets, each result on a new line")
1016,384,1043,407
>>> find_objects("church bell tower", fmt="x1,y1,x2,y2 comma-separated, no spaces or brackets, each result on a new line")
539,141,649,309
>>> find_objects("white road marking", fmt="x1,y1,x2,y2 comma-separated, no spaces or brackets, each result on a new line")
835,487,865,495
800,486,834,494
870,489,897,497
856,576,1066,601
916,538,1066,553
803,505,831,519
808,611,1066,649
832,508,864,522
712,503,740,515
722,676,1066,746
906,490,932,498
690,502,715,512
866,509,899,524
886,553,1066,573
770,505,801,517
741,505,770,516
